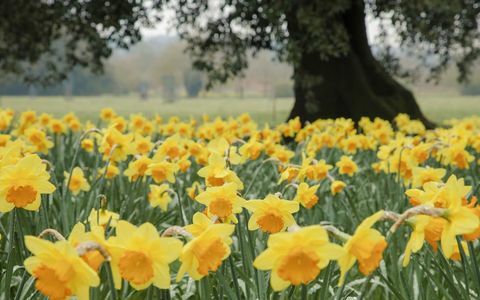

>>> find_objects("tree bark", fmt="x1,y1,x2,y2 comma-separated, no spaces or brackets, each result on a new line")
287,0,435,129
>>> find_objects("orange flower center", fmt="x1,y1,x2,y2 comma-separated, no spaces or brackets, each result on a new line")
305,168,316,180
52,124,63,133
425,217,446,251
209,197,233,218
303,194,318,209
332,183,345,194
6,185,37,208
207,176,225,187
137,163,149,177
119,251,154,285
152,169,167,182
454,153,468,169
136,142,150,154
134,120,144,128
357,240,387,275
277,248,320,285
82,250,105,272
69,177,82,191
195,237,227,275
166,147,180,159
341,164,354,174
256,212,284,233
249,147,261,160
29,133,44,145
106,168,117,178
33,265,73,300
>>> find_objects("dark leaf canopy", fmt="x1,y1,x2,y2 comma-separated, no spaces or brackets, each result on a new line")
0,0,162,84
170,0,480,85
1,0,479,85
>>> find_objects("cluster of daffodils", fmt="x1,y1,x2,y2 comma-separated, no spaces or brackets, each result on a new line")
0,108,479,299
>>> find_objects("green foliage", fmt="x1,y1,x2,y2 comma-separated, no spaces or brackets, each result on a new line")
183,70,204,98
3,0,478,90
167,0,480,87
0,0,161,84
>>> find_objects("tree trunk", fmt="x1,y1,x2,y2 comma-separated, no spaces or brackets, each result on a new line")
287,0,435,128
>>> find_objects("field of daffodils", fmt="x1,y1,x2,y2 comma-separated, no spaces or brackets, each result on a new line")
0,108,479,300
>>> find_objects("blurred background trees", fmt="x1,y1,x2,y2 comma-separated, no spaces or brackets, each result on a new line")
0,0,479,124
0,36,294,100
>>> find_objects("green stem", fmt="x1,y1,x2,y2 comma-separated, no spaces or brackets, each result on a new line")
467,241,480,297
105,262,118,300
229,256,242,300
4,210,16,300
456,237,471,299
357,273,374,300
244,159,274,196
301,284,308,300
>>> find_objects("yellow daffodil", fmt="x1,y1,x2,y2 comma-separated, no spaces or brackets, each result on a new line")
411,167,446,188
109,221,183,290
177,219,234,281
438,142,474,169
195,182,246,223
336,155,358,177
197,153,244,189
187,181,203,200
402,215,431,266
440,176,479,258
184,212,215,237
68,223,110,272
133,134,153,155
100,108,116,121
24,236,100,300
239,137,264,161
88,208,120,228
293,182,320,208
464,202,480,241
98,163,120,179
278,166,299,183
124,156,152,181
270,145,294,164
146,160,179,183
99,127,134,162
331,180,346,195
65,167,90,195
50,119,67,134
306,159,332,181
254,226,344,291
154,135,187,161
81,139,95,153
24,127,54,154
0,154,55,212
338,211,387,285
148,184,172,211
243,194,299,233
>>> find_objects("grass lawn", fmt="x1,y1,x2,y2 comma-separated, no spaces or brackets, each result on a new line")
0,93,478,124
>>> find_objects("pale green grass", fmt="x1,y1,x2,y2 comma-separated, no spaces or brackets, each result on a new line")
0,95,292,124
416,93,480,122
0,93,478,124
